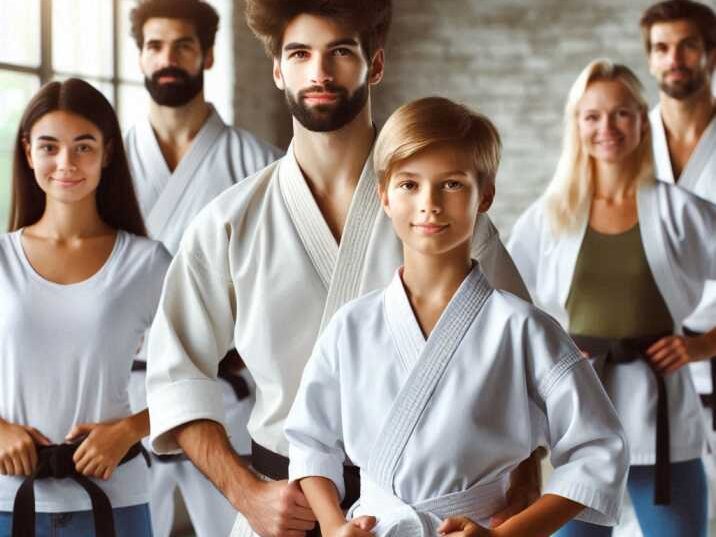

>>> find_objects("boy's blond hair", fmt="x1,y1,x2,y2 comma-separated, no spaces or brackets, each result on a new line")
373,97,501,192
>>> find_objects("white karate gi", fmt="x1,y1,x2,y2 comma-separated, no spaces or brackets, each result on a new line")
145,143,530,537
508,180,716,468
650,105,716,523
125,105,281,537
285,265,629,535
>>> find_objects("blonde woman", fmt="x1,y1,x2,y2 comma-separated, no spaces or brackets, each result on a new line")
508,59,715,536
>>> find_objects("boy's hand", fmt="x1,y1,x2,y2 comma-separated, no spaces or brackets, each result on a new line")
438,516,493,536
328,516,376,537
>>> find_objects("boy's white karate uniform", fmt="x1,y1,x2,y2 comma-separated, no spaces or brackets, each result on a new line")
650,106,716,523
144,144,530,537
125,105,281,537
508,180,716,468
285,265,629,535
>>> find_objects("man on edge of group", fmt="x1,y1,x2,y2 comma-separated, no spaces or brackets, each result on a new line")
124,1,281,536
641,0,716,528
144,2,542,536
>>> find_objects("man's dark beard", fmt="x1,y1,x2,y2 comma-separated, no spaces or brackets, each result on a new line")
285,81,369,132
145,67,204,107
659,67,707,100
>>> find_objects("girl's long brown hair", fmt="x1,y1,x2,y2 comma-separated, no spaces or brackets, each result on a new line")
9,78,147,236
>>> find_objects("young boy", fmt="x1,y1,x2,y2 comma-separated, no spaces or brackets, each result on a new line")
285,97,629,537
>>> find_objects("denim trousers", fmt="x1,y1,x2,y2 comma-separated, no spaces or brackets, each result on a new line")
0,503,152,537
554,459,707,537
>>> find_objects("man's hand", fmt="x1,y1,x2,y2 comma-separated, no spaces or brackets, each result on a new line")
242,478,317,537
67,419,138,480
439,516,492,536
327,516,376,537
0,420,50,476
646,334,712,375
489,450,543,528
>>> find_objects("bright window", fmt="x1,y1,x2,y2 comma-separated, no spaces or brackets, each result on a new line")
0,0,233,231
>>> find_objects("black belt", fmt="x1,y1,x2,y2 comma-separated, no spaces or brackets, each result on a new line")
682,327,716,431
12,442,149,537
571,332,671,505
251,441,360,537
131,349,250,402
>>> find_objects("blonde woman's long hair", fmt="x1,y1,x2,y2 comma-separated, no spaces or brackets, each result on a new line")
545,59,655,234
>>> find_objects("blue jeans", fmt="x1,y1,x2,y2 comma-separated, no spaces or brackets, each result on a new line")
0,503,152,537
554,459,707,537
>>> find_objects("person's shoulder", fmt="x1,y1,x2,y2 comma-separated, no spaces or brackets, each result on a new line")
323,288,386,336
177,158,284,255
226,125,283,156
489,288,565,335
119,232,172,268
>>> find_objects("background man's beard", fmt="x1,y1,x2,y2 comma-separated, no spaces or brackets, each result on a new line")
145,67,204,107
285,82,369,132
659,69,707,100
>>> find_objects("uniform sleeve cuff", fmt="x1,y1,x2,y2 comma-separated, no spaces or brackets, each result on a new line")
288,447,346,500
544,479,622,527
147,378,227,454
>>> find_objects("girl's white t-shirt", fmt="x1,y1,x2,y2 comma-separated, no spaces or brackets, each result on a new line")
0,230,171,512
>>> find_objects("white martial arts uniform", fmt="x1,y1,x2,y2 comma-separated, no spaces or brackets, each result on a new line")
508,180,716,469
285,265,629,535
124,105,281,537
0,230,170,512
145,143,530,537
650,105,716,523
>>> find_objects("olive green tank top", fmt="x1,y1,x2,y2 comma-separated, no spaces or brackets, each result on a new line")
566,224,673,339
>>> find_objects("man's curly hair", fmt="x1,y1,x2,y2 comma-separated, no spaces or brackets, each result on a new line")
245,0,392,60
130,0,220,53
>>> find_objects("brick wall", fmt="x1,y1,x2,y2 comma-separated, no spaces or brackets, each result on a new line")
233,0,716,236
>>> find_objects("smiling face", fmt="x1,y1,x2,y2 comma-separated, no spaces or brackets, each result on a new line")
139,17,212,107
272,13,383,132
577,79,645,165
23,111,107,206
380,144,492,260
648,19,715,100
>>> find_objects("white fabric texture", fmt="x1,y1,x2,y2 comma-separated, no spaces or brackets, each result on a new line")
650,105,716,395
508,180,716,465
124,104,282,256
146,142,530,460
285,266,628,533
125,106,277,536
0,230,170,512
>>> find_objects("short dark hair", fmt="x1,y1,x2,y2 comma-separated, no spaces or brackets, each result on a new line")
245,0,392,60
10,79,147,236
130,0,220,53
640,0,716,52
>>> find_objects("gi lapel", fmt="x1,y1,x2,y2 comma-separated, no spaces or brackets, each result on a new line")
383,271,427,373
134,117,171,212
279,143,381,332
367,267,493,491
145,108,225,239
650,105,716,191
650,107,676,184
678,116,716,192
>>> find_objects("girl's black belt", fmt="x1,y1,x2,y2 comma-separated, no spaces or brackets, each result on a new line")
12,442,149,537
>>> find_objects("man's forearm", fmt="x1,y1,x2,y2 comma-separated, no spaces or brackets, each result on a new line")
173,418,258,510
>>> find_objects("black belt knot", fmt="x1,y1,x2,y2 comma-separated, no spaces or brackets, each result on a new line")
43,443,77,479
571,332,671,506
12,442,147,537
